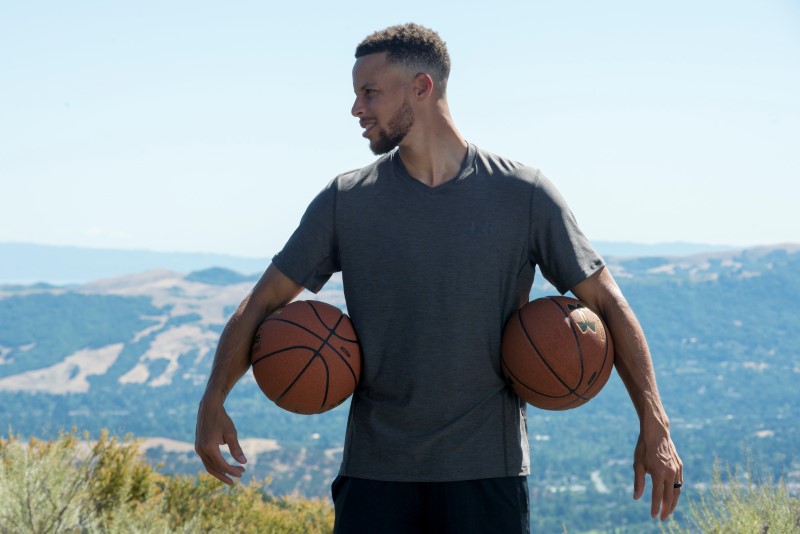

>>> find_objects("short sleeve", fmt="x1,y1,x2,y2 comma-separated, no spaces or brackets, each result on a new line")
272,179,341,293
529,171,604,294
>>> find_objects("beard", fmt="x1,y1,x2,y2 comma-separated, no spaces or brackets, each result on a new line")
369,99,415,155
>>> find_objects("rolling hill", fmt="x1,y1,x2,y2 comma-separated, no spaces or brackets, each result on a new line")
1,243,798,532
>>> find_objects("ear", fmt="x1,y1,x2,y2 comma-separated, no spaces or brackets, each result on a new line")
412,72,435,99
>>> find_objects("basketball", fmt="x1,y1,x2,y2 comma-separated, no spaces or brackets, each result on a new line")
250,300,361,414
501,296,614,410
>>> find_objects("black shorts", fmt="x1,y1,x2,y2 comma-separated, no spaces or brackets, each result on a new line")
331,475,530,534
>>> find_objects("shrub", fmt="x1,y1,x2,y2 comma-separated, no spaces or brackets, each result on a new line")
0,430,334,533
663,462,800,534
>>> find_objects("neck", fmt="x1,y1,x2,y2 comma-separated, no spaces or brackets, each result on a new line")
397,101,468,188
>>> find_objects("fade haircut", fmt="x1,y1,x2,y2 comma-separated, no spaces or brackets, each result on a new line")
355,23,451,95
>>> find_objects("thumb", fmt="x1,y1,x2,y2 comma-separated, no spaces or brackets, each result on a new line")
633,462,646,500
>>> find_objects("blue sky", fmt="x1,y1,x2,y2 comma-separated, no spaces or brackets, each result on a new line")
2,1,798,258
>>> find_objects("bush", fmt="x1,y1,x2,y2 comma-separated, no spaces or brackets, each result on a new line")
0,430,334,533
663,462,800,534
0,430,106,532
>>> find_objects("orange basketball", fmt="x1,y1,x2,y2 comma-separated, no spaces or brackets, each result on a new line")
501,296,614,410
250,300,361,414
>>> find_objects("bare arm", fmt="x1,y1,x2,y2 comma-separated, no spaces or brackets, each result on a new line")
572,266,683,521
194,263,304,485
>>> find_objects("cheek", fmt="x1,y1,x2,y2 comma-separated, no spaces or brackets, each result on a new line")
366,98,380,114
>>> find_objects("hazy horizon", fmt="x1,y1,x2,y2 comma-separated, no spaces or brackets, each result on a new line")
6,239,794,286
2,237,771,258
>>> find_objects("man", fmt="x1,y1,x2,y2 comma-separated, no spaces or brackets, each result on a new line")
195,23,682,532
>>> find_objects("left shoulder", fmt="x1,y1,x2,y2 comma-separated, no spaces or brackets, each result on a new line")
473,145,543,187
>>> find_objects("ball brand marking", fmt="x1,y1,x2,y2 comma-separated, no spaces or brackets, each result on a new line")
251,300,361,415
568,303,598,335
503,296,613,410
587,371,598,386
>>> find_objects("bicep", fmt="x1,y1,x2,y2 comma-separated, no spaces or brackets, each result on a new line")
244,263,305,320
571,267,647,358
570,266,625,318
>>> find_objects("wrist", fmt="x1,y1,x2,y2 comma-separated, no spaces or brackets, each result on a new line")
640,409,670,435
200,384,230,407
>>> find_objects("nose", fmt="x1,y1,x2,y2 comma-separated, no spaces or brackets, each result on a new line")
351,96,364,118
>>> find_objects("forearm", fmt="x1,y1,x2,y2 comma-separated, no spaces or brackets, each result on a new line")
202,296,264,403
572,268,669,430
201,263,304,404
601,294,669,431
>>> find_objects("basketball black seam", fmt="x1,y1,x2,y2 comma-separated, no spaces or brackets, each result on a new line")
259,306,359,412
546,297,610,406
252,345,316,367
502,358,581,400
515,308,582,396
274,329,334,412
577,322,612,401
550,396,586,410
316,339,331,412
598,323,613,390
274,351,323,406
307,301,359,344
330,331,359,343
325,314,359,384
261,316,358,384
546,297,586,390
306,301,336,330
553,297,612,400
505,297,608,408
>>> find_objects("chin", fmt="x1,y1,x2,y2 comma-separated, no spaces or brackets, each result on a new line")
369,139,396,155
369,131,406,155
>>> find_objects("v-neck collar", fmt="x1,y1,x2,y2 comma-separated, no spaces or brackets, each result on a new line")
390,143,477,193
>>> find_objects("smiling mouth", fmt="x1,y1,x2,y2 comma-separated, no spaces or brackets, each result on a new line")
360,121,376,137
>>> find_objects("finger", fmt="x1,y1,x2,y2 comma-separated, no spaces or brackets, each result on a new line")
633,462,646,500
226,431,248,465
200,457,237,486
650,473,665,519
665,445,683,518
198,445,245,482
204,457,245,486
671,485,682,516
670,463,684,515
660,477,674,521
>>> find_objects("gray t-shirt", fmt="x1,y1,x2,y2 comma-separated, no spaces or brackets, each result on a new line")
273,144,603,482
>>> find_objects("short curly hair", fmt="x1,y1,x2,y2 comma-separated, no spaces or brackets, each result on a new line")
355,23,451,94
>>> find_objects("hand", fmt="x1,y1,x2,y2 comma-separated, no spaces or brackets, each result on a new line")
633,429,683,521
194,398,248,485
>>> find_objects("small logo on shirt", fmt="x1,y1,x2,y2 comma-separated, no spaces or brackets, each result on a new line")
469,222,494,236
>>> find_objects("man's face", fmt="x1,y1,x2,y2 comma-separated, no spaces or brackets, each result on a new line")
351,53,415,155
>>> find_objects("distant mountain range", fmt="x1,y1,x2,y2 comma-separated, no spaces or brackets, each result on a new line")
0,240,743,284
1,243,798,532
0,242,271,284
